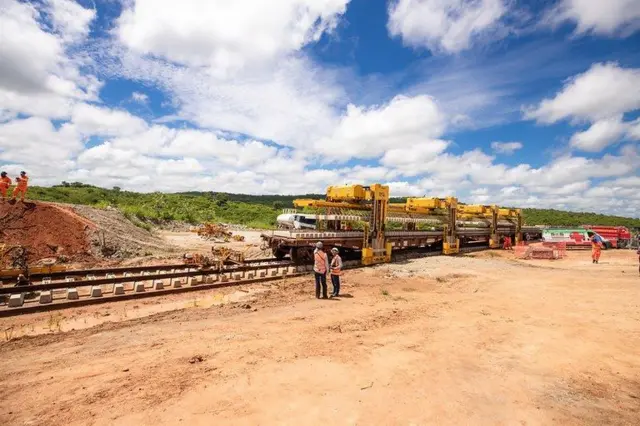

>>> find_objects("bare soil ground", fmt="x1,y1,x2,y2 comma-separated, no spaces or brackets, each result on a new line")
159,229,272,259
1,249,639,426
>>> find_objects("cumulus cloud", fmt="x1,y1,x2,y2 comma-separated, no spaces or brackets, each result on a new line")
116,0,349,71
0,117,82,185
525,62,640,124
387,0,509,54
525,62,640,153
0,0,100,119
71,103,149,137
491,141,523,154
546,0,640,37
45,0,96,43
315,95,447,160
569,116,629,152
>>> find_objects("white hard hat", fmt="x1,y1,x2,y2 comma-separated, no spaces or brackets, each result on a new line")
315,241,323,248
331,247,339,253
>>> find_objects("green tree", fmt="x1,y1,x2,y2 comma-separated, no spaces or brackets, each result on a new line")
214,193,229,207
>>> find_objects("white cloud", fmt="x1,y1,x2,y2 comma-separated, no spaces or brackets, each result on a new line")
117,0,349,71
387,0,508,54
381,140,450,175
525,62,640,153
608,175,640,188
315,95,447,160
0,117,81,164
546,0,640,37
627,118,640,140
569,116,629,151
0,117,82,185
525,62,640,124
491,141,522,154
131,92,149,104
0,0,64,94
112,46,345,149
0,0,100,119
46,0,96,43
71,103,148,137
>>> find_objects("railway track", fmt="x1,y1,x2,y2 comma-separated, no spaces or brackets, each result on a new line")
0,245,489,317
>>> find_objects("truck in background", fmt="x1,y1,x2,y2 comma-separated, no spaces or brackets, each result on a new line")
542,228,612,249
581,225,631,248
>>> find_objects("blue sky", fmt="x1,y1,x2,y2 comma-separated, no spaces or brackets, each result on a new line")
1,0,640,217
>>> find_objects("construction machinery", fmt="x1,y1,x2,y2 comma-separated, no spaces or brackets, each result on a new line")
293,184,391,265
262,183,534,265
194,223,233,241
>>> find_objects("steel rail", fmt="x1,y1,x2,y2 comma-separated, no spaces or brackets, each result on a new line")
3,257,279,282
0,245,490,317
0,261,293,295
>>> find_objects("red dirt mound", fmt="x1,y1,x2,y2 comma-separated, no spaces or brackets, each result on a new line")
0,201,97,267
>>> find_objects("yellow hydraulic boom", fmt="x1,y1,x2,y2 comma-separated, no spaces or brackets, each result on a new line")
294,184,392,265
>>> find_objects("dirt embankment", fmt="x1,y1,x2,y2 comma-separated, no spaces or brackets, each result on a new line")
72,205,174,259
0,201,175,268
0,201,95,267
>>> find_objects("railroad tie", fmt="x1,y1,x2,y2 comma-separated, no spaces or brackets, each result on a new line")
114,284,125,295
8,293,24,308
67,288,79,300
134,282,145,292
39,291,52,304
90,286,102,297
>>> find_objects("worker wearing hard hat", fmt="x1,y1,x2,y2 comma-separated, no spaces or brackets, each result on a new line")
11,171,29,202
0,171,11,201
330,247,342,297
313,241,330,299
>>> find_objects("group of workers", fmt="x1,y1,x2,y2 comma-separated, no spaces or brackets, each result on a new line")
312,241,342,299
0,171,29,202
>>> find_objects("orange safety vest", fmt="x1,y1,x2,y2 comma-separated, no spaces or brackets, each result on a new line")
330,255,342,276
16,175,28,189
314,250,328,274
0,176,11,190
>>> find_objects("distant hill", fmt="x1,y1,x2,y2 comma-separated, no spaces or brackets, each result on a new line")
24,183,640,230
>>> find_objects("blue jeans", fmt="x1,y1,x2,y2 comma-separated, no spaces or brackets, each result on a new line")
330,274,340,296
314,272,327,298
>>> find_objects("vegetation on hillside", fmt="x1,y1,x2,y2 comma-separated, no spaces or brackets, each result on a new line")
25,183,640,230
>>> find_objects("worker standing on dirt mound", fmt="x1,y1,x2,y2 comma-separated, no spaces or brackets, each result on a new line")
313,241,329,299
330,247,342,297
12,171,29,202
0,171,11,201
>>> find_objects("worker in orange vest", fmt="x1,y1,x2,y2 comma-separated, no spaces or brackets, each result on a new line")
330,247,342,297
0,171,12,201
12,171,28,202
313,241,329,299
503,236,513,250
591,235,602,264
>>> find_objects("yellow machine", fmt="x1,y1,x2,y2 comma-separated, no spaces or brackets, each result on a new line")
388,197,459,254
294,184,392,265
291,184,525,263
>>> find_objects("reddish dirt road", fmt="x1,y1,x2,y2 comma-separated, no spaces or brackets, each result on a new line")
1,250,639,425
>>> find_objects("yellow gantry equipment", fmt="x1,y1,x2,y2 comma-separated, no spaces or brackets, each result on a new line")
293,184,524,264
294,184,392,265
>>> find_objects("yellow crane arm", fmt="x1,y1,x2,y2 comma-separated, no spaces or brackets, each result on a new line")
292,199,371,210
